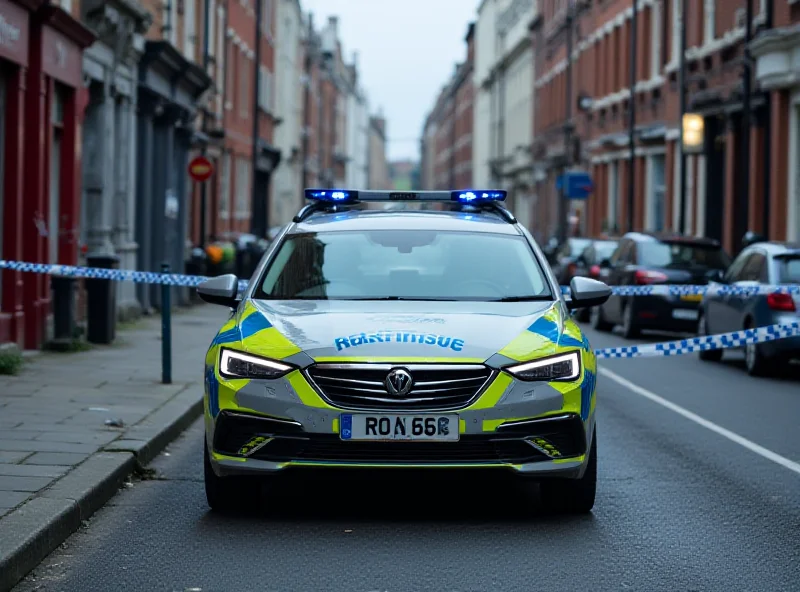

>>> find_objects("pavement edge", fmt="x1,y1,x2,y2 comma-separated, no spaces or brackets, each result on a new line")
0,390,204,592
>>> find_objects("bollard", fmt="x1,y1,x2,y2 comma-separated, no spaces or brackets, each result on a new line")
161,262,172,384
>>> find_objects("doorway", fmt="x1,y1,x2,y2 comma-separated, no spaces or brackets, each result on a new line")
703,115,726,242
49,85,66,265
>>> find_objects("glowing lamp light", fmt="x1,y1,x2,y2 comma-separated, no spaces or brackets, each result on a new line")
682,113,705,153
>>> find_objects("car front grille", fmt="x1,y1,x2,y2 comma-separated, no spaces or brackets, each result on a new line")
304,363,495,411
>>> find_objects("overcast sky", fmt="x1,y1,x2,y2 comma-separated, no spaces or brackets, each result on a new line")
300,0,479,163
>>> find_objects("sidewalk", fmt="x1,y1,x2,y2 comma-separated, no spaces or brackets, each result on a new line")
0,303,230,591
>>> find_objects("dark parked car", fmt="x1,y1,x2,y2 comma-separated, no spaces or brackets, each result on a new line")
552,237,593,285
573,238,620,321
590,232,731,338
698,242,800,376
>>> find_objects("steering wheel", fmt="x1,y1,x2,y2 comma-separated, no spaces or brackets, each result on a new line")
455,279,505,297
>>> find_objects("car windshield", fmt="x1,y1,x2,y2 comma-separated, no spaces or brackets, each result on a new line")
594,241,618,261
777,255,800,284
254,230,553,301
639,242,731,269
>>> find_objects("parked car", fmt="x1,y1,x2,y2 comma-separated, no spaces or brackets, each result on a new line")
573,238,620,321
698,241,800,376
552,237,593,285
590,232,731,338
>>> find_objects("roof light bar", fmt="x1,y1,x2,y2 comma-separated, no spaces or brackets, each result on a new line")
303,188,507,203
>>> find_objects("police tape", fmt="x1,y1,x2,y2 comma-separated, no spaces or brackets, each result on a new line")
594,322,800,359
1,259,798,359
1,259,799,299
0,260,251,294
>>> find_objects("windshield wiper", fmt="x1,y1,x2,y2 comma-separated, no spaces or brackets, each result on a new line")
338,296,454,301
490,295,554,302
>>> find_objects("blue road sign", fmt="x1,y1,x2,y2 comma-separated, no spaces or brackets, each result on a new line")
556,171,594,199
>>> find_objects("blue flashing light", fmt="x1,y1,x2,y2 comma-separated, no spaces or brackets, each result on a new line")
304,188,359,203
451,190,507,203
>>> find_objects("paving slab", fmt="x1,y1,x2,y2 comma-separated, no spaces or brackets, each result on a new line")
0,303,228,592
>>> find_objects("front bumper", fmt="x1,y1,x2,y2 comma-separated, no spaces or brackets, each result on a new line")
208,410,591,478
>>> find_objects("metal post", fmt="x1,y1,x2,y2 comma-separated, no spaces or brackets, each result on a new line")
558,0,574,244
677,0,688,234
252,0,263,229
740,0,753,250
762,0,773,238
199,0,211,248
627,0,637,232
161,262,172,384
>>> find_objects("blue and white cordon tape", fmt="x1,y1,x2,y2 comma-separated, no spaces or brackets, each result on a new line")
1,259,799,359
594,322,800,359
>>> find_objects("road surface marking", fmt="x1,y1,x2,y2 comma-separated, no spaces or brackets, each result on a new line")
599,367,800,476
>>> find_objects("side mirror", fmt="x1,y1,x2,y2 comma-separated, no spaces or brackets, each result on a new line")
197,274,240,308
706,269,725,283
566,276,612,310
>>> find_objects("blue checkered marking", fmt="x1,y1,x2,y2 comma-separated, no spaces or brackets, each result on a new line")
340,414,353,440
580,369,596,421
2,259,798,298
205,364,220,418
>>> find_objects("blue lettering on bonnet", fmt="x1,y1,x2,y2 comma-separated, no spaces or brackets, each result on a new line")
334,331,465,352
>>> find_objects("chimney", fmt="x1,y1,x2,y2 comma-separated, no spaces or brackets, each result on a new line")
321,16,338,56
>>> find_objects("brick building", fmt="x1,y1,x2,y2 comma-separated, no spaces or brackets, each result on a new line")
421,21,475,191
532,0,795,253
0,0,95,349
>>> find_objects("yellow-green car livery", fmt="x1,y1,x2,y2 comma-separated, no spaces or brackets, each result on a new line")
197,189,612,514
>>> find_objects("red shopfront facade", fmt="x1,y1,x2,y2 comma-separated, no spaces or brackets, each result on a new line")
0,0,93,349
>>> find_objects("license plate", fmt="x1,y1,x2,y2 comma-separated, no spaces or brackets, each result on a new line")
339,414,459,441
680,294,703,302
672,309,699,320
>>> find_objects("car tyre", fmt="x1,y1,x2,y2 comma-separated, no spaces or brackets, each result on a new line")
744,320,771,377
697,314,723,362
621,302,640,339
539,428,597,515
590,305,613,332
204,441,262,513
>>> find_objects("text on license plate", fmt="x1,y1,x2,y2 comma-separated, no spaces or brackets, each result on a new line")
672,309,699,320
339,414,459,441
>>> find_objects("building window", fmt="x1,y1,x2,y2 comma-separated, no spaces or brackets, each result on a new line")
703,0,715,45
607,160,619,233
225,39,234,110
219,152,231,219
235,157,251,218
650,0,662,78
215,6,226,117
240,51,249,117
670,0,680,65
184,0,196,60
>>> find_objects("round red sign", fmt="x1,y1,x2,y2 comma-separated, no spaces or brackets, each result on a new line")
188,156,213,182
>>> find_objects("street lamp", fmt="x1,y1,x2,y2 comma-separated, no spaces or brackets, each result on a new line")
682,113,705,154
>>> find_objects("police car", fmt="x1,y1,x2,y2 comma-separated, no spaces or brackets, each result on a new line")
197,189,611,514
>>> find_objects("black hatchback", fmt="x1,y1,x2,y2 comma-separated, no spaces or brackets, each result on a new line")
590,233,731,338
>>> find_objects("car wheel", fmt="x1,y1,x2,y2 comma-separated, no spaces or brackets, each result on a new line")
698,314,723,362
621,302,640,339
590,304,613,332
204,440,262,513
744,320,771,377
539,427,596,515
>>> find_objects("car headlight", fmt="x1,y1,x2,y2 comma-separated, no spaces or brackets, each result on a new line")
218,348,295,380
504,351,581,382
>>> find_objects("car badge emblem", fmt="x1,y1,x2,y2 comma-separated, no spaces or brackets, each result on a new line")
385,368,413,397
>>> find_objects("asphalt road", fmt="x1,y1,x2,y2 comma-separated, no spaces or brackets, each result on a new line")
13,324,800,592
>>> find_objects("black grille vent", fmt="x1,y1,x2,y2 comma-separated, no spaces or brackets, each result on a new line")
305,363,495,411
